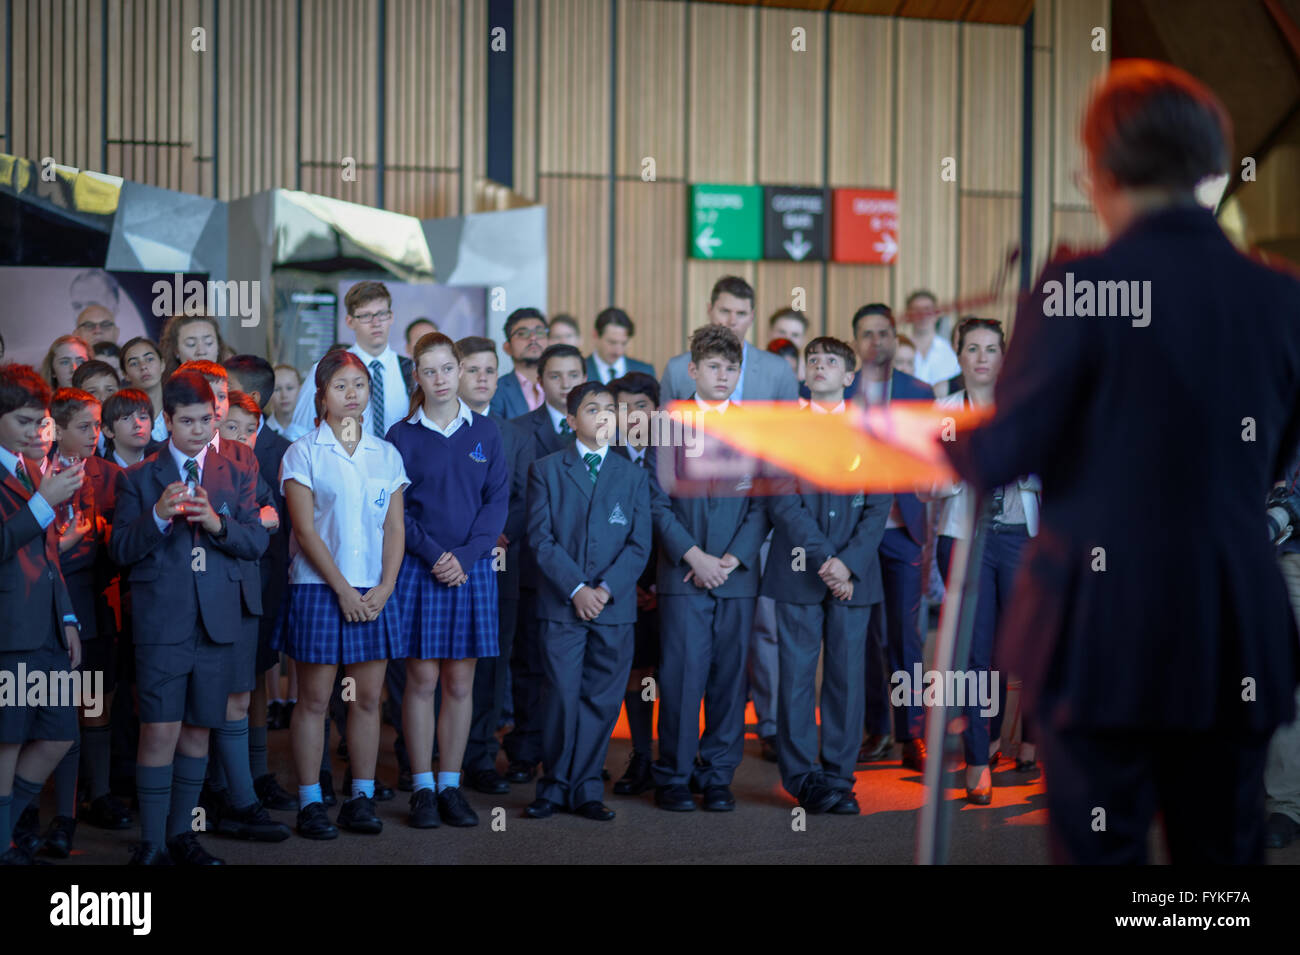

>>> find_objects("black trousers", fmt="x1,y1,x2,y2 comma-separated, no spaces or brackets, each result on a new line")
464,595,518,773
1037,722,1272,864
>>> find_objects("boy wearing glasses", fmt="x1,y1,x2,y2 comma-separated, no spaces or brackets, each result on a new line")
285,281,416,441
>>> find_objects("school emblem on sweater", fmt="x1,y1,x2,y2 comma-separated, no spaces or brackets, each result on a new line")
851,492,865,508
608,503,628,526
469,442,487,463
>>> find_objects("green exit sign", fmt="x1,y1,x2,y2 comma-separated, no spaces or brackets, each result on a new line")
689,184,763,260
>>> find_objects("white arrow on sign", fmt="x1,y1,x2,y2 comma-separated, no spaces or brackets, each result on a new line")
695,226,722,258
783,231,812,261
874,231,898,263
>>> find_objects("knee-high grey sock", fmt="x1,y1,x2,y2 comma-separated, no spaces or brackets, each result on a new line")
136,763,172,846
625,690,654,758
249,724,269,780
8,775,43,837
212,718,256,808
83,725,112,801
167,753,207,840
52,738,81,817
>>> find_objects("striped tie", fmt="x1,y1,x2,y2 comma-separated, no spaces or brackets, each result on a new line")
15,458,33,492
184,458,200,486
583,452,600,484
369,359,385,437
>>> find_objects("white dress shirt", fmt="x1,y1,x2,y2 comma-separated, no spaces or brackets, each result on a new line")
287,344,409,441
591,354,626,384
280,422,410,588
911,335,961,386
413,399,473,438
0,445,54,528
544,402,569,435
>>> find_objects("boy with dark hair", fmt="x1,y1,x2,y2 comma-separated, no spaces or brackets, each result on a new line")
763,338,889,814
587,308,654,384
110,371,270,864
607,371,663,795
0,365,85,863
502,341,585,783
102,389,161,467
650,326,769,812
524,381,651,820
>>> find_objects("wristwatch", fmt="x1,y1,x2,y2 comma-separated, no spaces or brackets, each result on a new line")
213,514,229,540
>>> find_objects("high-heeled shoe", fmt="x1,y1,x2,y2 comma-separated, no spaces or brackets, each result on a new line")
966,786,992,805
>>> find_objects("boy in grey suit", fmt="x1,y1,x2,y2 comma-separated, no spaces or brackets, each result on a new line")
762,337,890,815
651,326,769,812
523,382,651,821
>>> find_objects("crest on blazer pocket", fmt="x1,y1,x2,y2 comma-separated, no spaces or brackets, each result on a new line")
218,502,232,518
735,475,753,492
469,442,487,463
608,503,628,526
851,492,865,508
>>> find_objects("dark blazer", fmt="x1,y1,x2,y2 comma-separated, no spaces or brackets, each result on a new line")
610,445,660,590
398,354,416,396
0,463,77,652
653,442,769,599
526,445,651,625
55,455,123,639
496,417,535,600
512,405,573,588
214,437,272,618
762,474,891,607
253,425,293,626
489,372,533,421
844,368,934,545
110,447,268,646
945,205,1300,734
101,437,166,463
585,354,655,384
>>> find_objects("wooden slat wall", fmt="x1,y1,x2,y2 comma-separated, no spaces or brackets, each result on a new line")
384,0,460,218
894,18,958,309
539,0,611,177
757,8,824,186
687,2,757,183
959,195,1019,329
460,0,488,216
616,0,685,180
540,176,609,331
614,180,685,375
299,0,378,205
827,13,894,189
756,262,825,337
826,263,892,339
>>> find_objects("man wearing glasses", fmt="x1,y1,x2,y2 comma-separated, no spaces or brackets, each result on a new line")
74,305,120,346
489,308,549,421
286,281,416,441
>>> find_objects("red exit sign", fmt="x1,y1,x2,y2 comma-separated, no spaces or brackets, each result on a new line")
832,189,898,265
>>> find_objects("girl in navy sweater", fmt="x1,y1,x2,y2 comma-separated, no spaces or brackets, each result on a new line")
387,332,508,828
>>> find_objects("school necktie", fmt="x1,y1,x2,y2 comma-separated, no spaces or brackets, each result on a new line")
369,359,385,437
184,458,200,486
15,458,34,493
583,452,601,484
559,418,573,436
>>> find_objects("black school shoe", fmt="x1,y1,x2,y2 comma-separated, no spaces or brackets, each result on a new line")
127,842,172,865
12,806,41,855
167,832,225,865
337,795,383,834
79,793,134,829
702,785,736,812
504,760,537,784
613,753,654,796
408,788,441,828
828,791,861,815
343,769,395,803
436,787,479,827
254,773,296,811
654,785,695,812
39,816,77,858
216,800,291,841
467,768,510,795
797,777,843,815
296,802,338,840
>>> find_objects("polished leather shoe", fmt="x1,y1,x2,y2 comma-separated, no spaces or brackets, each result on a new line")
654,785,695,812
40,816,77,858
168,832,225,865
127,842,172,865
901,739,927,773
829,791,861,815
857,733,893,764
612,752,654,796
338,795,383,834
254,773,296,811
217,800,291,841
524,798,557,819
702,785,736,812
80,793,133,829
575,801,615,821
343,769,396,803
798,778,842,814
408,788,441,828
296,802,338,840
760,735,779,763
319,770,337,807
398,769,414,792
1014,758,1037,773
966,786,992,806
1266,812,1299,849
505,760,537,784
437,787,479,827
468,769,510,795
12,806,40,854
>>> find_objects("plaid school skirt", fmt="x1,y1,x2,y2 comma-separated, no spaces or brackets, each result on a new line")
272,582,405,665
396,553,499,661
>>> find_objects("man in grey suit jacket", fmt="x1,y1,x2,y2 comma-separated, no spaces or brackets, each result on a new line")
585,307,656,384
659,277,800,404
523,382,651,821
